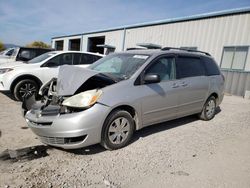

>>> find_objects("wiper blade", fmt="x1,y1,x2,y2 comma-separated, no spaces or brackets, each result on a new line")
100,73,121,82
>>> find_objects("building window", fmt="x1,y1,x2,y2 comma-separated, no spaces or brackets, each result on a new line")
55,40,64,51
180,47,197,51
220,46,249,70
69,39,81,51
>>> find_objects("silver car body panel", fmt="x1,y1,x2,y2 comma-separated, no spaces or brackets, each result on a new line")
24,50,225,149
25,103,110,149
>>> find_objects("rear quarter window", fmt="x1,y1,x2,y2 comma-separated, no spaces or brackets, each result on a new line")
202,57,221,76
80,54,102,65
176,56,206,79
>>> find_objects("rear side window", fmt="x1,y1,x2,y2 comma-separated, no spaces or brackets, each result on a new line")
47,53,73,66
176,56,205,79
203,57,221,76
73,53,81,64
74,54,101,65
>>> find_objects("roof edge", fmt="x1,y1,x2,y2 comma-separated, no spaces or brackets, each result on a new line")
52,6,250,40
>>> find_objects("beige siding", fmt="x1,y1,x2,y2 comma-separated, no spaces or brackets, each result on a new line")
222,70,250,96
124,13,250,70
51,12,250,96
52,14,250,67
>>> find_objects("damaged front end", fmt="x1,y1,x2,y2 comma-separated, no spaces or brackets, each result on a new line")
22,65,117,116
22,65,121,148
22,78,63,117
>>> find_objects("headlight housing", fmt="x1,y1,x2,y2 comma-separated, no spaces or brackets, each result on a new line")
62,89,102,109
0,68,14,74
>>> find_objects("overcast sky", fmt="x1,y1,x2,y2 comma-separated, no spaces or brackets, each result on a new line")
0,0,250,46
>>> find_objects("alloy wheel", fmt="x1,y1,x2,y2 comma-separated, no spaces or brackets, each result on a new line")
19,83,37,98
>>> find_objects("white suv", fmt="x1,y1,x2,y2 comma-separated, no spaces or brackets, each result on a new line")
0,51,103,100
0,48,15,59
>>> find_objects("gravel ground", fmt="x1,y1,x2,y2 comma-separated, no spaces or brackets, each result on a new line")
0,93,250,188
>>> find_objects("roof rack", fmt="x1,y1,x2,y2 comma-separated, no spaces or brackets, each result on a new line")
126,47,145,51
161,47,211,56
96,44,116,55
136,43,162,49
127,43,162,51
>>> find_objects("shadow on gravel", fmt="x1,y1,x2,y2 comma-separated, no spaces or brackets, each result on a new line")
67,115,198,155
132,106,221,143
26,107,221,157
59,144,106,155
215,106,221,114
132,115,198,143
0,91,17,101
0,145,50,162
66,107,221,155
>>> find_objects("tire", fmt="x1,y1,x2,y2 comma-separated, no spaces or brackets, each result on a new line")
13,79,39,101
198,96,216,121
101,110,135,150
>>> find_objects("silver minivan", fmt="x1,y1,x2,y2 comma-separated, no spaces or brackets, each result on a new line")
24,48,224,150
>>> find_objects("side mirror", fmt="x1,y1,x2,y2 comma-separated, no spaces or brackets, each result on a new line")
144,73,161,84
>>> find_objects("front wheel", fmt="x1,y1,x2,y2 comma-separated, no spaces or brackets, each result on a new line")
101,110,135,150
198,96,216,121
13,79,39,101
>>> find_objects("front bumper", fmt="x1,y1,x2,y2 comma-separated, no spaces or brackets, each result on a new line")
25,103,110,149
0,74,11,91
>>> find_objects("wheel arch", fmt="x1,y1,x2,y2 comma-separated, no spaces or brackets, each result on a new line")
207,92,219,106
105,104,140,130
10,74,43,94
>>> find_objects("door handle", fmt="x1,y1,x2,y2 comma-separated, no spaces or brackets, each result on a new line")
180,82,188,87
172,83,179,88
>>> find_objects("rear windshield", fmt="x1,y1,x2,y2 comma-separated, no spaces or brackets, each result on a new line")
27,52,58,64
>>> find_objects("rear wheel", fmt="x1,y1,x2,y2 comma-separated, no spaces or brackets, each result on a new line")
101,110,135,150
13,79,39,101
199,96,216,121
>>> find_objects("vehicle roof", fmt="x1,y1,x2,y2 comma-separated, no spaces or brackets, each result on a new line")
53,50,104,57
17,47,53,50
118,49,211,58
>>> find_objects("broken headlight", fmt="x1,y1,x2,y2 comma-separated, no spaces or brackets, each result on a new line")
62,89,102,109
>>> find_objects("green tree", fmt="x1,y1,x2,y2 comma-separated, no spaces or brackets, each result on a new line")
26,41,50,49
0,41,5,52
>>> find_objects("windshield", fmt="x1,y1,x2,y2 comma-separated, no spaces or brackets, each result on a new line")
27,52,57,64
89,53,149,79
10,48,19,59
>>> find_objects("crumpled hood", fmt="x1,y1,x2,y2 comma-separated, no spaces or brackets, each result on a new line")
0,61,24,68
56,65,99,96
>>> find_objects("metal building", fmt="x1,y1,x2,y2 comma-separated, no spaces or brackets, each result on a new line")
51,7,250,97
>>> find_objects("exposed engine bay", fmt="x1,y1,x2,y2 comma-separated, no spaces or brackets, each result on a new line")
22,66,120,115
